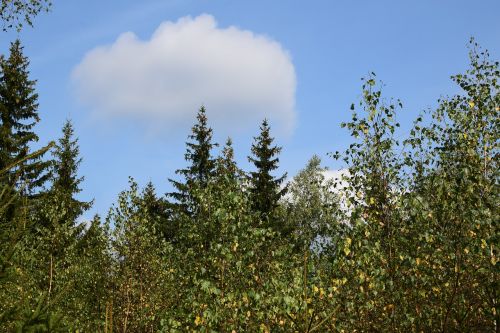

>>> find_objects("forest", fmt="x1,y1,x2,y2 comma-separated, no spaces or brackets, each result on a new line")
0,2,499,332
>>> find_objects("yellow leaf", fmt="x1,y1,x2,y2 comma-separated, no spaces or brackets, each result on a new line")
195,315,202,326
468,101,475,108
416,258,421,265
343,237,352,256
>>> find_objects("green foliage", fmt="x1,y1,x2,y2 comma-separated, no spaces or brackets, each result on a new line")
248,119,287,229
399,39,499,331
168,106,218,216
1,38,498,332
107,178,173,332
162,170,304,332
50,119,92,225
0,40,50,194
286,155,341,253
326,40,499,331
215,137,244,187
0,0,51,31
0,145,67,332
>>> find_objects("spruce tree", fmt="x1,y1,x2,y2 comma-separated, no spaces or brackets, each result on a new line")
168,106,217,215
143,181,163,222
215,137,242,186
142,181,173,240
50,119,92,224
0,39,50,193
247,119,287,223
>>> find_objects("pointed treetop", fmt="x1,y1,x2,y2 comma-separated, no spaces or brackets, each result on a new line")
215,137,243,186
248,119,287,220
51,119,92,224
168,106,218,214
0,39,49,192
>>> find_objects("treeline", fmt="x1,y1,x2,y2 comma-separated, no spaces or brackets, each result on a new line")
0,37,498,332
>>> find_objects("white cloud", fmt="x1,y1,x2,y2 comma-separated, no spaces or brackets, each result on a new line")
322,169,349,190
72,14,297,136
322,169,352,215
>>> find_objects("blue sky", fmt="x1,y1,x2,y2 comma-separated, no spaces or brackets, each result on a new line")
2,0,499,219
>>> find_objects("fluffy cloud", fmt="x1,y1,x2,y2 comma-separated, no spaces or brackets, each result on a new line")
72,14,297,135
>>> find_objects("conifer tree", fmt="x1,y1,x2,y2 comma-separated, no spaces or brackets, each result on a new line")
50,119,91,224
215,137,242,186
168,106,217,215
142,181,174,240
0,39,50,193
247,119,287,223
143,181,163,221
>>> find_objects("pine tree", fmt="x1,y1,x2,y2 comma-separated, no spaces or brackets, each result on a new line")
0,39,50,193
51,119,92,224
168,106,217,215
247,119,287,223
